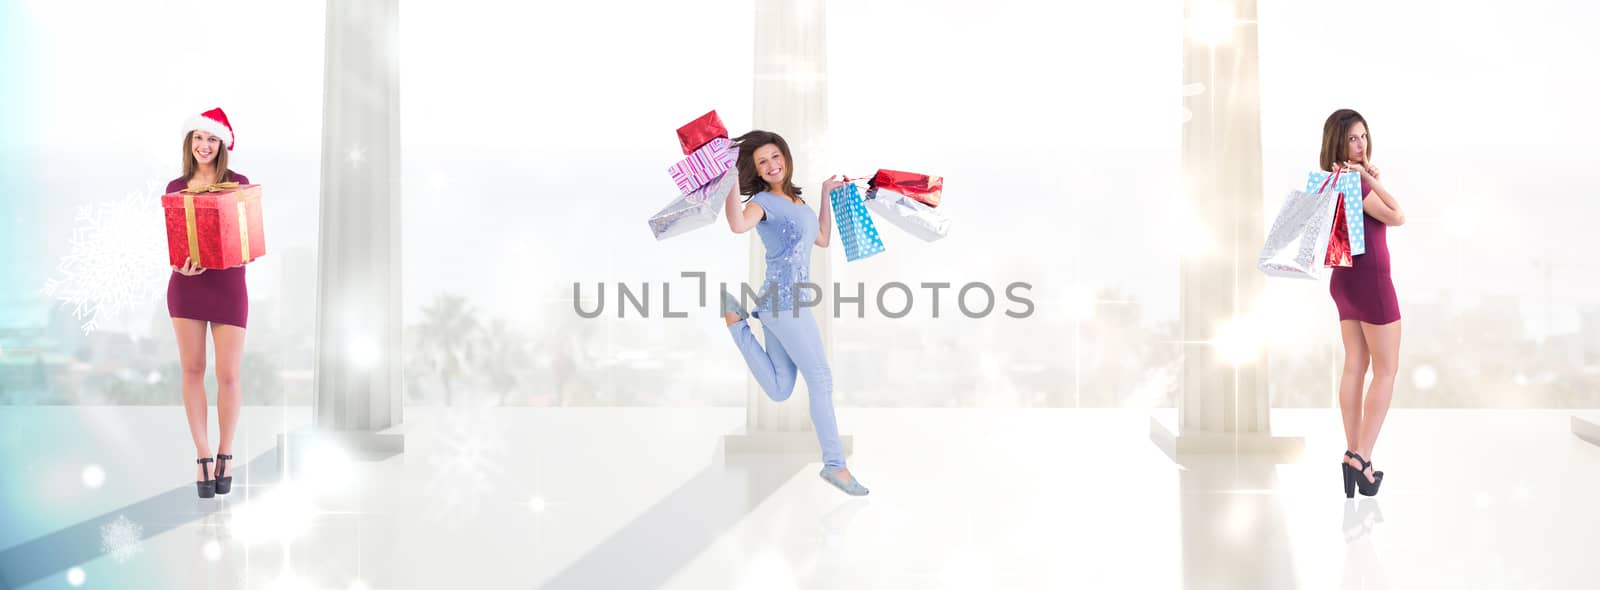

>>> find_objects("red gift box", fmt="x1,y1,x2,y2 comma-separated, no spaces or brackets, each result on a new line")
677,110,728,155
162,183,267,269
870,169,943,208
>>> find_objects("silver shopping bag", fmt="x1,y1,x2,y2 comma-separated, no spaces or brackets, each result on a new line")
1257,181,1341,279
863,187,951,242
647,170,737,240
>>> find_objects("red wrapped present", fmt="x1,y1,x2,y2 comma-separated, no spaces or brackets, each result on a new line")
870,169,943,207
162,182,266,269
668,137,737,193
677,110,728,155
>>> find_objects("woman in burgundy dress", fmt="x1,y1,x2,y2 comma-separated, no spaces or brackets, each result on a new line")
1323,109,1407,498
168,108,250,498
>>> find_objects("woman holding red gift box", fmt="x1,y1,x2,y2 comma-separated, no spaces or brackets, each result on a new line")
167,107,250,499
719,130,868,496
1322,109,1406,498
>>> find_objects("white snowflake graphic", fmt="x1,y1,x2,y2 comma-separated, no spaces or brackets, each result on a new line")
99,514,144,563
41,181,171,334
424,403,504,523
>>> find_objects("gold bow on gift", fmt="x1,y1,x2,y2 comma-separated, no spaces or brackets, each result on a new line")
180,181,239,194
178,182,255,267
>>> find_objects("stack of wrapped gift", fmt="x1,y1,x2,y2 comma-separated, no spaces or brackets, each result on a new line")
648,110,739,240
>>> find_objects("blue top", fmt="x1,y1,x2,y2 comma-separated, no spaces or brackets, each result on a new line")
750,191,818,314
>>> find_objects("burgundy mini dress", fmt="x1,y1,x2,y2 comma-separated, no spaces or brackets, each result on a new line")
1329,178,1400,325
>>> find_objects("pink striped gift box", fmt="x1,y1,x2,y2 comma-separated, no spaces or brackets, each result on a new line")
667,137,737,193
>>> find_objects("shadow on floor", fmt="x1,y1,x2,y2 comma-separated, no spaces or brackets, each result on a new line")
0,449,280,589
537,444,821,590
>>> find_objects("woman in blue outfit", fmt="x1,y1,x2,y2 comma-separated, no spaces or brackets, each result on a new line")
720,130,868,496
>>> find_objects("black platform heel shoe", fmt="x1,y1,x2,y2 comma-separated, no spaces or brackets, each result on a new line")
1348,450,1384,479
1349,452,1383,497
196,457,216,499
1343,451,1384,498
214,454,233,495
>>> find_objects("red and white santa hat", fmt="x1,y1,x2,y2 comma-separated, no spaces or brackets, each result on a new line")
183,107,235,151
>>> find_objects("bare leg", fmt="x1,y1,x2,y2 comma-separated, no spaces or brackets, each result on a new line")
1338,320,1370,471
173,318,212,481
1355,320,1402,483
211,323,246,458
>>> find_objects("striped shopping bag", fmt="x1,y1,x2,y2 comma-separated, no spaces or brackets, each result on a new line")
667,137,737,193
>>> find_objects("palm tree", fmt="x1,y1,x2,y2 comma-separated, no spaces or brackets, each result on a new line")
477,319,530,406
414,294,480,406
534,287,603,406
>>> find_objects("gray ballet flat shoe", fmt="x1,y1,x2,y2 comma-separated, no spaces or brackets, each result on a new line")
820,469,869,496
721,291,748,320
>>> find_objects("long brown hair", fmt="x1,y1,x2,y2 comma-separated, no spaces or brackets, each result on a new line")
181,131,233,183
1319,109,1370,172
733,130,802,202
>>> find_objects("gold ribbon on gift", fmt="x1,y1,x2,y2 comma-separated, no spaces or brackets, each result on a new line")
182,195,201,266
178,182,254,267
237,201,253,264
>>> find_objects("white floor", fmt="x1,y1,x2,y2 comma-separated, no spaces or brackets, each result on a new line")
2,406,1598,589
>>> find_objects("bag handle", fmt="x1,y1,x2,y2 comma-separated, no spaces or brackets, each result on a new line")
1316,167,1344,194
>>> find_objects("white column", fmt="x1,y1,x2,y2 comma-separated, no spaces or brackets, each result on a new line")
725,0,851,455
1153,0,1300,460
281,0,404,465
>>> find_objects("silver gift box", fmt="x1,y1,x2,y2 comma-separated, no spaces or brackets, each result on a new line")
1257,185,1340,280
648,170,738,241
863,187,951,242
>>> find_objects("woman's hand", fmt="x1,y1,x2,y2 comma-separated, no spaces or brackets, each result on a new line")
174,259,206,276
821,174,843,196
1343,160,1376,182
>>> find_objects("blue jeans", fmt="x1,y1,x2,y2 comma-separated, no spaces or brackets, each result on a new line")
727,307,845,470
